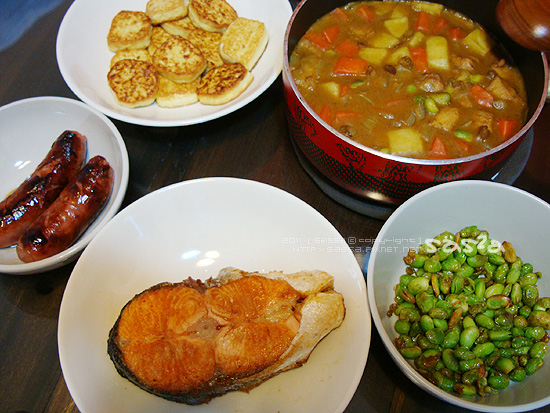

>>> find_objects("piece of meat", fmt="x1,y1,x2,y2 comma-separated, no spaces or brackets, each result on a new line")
107,268,345,405
16,155,114,262
0,131,87,248
417,73,445,92
471,110,494,133
430,107,460,131
486,76,520,101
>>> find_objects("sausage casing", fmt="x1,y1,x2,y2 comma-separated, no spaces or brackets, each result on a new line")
16,155,114,263
0,131,87,248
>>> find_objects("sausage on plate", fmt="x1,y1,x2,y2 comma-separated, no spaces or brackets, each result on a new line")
0,130,87,248
16,155,114,263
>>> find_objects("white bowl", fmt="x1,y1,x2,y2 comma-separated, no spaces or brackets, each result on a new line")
56,0,292,127
0,97,129,275
367,180,550,412
58,177,370,413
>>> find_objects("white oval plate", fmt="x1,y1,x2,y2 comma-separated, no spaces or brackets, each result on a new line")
56,0,292,127
58,177,370,413
0,97,129,275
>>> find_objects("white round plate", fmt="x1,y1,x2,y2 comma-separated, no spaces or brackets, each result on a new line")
56,0,292,127
0,97,129,275
58,177,370,413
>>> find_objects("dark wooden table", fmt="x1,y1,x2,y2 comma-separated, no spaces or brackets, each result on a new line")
1,1,549,412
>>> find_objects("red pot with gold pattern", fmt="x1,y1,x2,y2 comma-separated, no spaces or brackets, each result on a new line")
283,0,548,205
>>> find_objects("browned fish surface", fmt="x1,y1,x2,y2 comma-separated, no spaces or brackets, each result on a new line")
108,267,345,405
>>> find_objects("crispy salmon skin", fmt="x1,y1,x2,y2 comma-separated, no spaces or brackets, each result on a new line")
108,267,345,405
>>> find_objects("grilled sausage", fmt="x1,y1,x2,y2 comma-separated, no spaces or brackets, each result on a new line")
16,155,114,263
0,131,87,248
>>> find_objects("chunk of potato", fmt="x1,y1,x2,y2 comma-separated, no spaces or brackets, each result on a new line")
358,47,388,64
320,82,340,98
407,31,425,47
388,128,424,154
463,29,493,56
368,33,400,48
411,1,444,15
390,5,408,18
426,36,450,70
388,46,411,64
384,17,409,38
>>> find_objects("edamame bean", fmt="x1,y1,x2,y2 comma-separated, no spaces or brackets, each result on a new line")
426,328,445,345
467,254,487,268
488,329,512,341
424,257,442,273
395,319,411,334
442,257,460,272
525,357,544,375
453,383,477,395
510,367,527,382
488,253,506,266
530,341,549,358
459,357,483,372
488,374,510,390
460,326,479,349
473,342,495,358
441,348,459,372
475,313,495,329
407,276,429,295
442,329,460,349
400,346,422,359
494,357,515,374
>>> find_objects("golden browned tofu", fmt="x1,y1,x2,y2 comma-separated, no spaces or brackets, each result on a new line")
152,35,207,83
220,17,269,71
197,62,252,105
107,11,152,52
107,59,158,107
146,0,189,24
188,0,237,33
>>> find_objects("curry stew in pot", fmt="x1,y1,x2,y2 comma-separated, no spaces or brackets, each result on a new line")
289,1,528,159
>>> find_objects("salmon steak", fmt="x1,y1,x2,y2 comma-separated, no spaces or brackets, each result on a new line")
107,267,345,405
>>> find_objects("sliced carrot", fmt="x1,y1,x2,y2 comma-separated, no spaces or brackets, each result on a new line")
415,11,432,32
449,27,464,41
429,136,448,158
335,38,360,57
357,5,376,21
497,119,521,140
333,56,369,75
454,138,471,154
322,25,340,45
433,17,448,33
384,97,410,107
470,84,494,108
319,104,332,125
409,47,429,73
304,31,330,50
339,84,350,98
334,110,361,123
330,7,349,21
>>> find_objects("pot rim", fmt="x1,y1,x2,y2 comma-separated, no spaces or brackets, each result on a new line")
283,0,549,166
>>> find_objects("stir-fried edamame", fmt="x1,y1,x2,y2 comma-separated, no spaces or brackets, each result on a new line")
388,226,550,397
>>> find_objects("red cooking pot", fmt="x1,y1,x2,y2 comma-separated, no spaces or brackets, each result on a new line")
283,0,548,205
